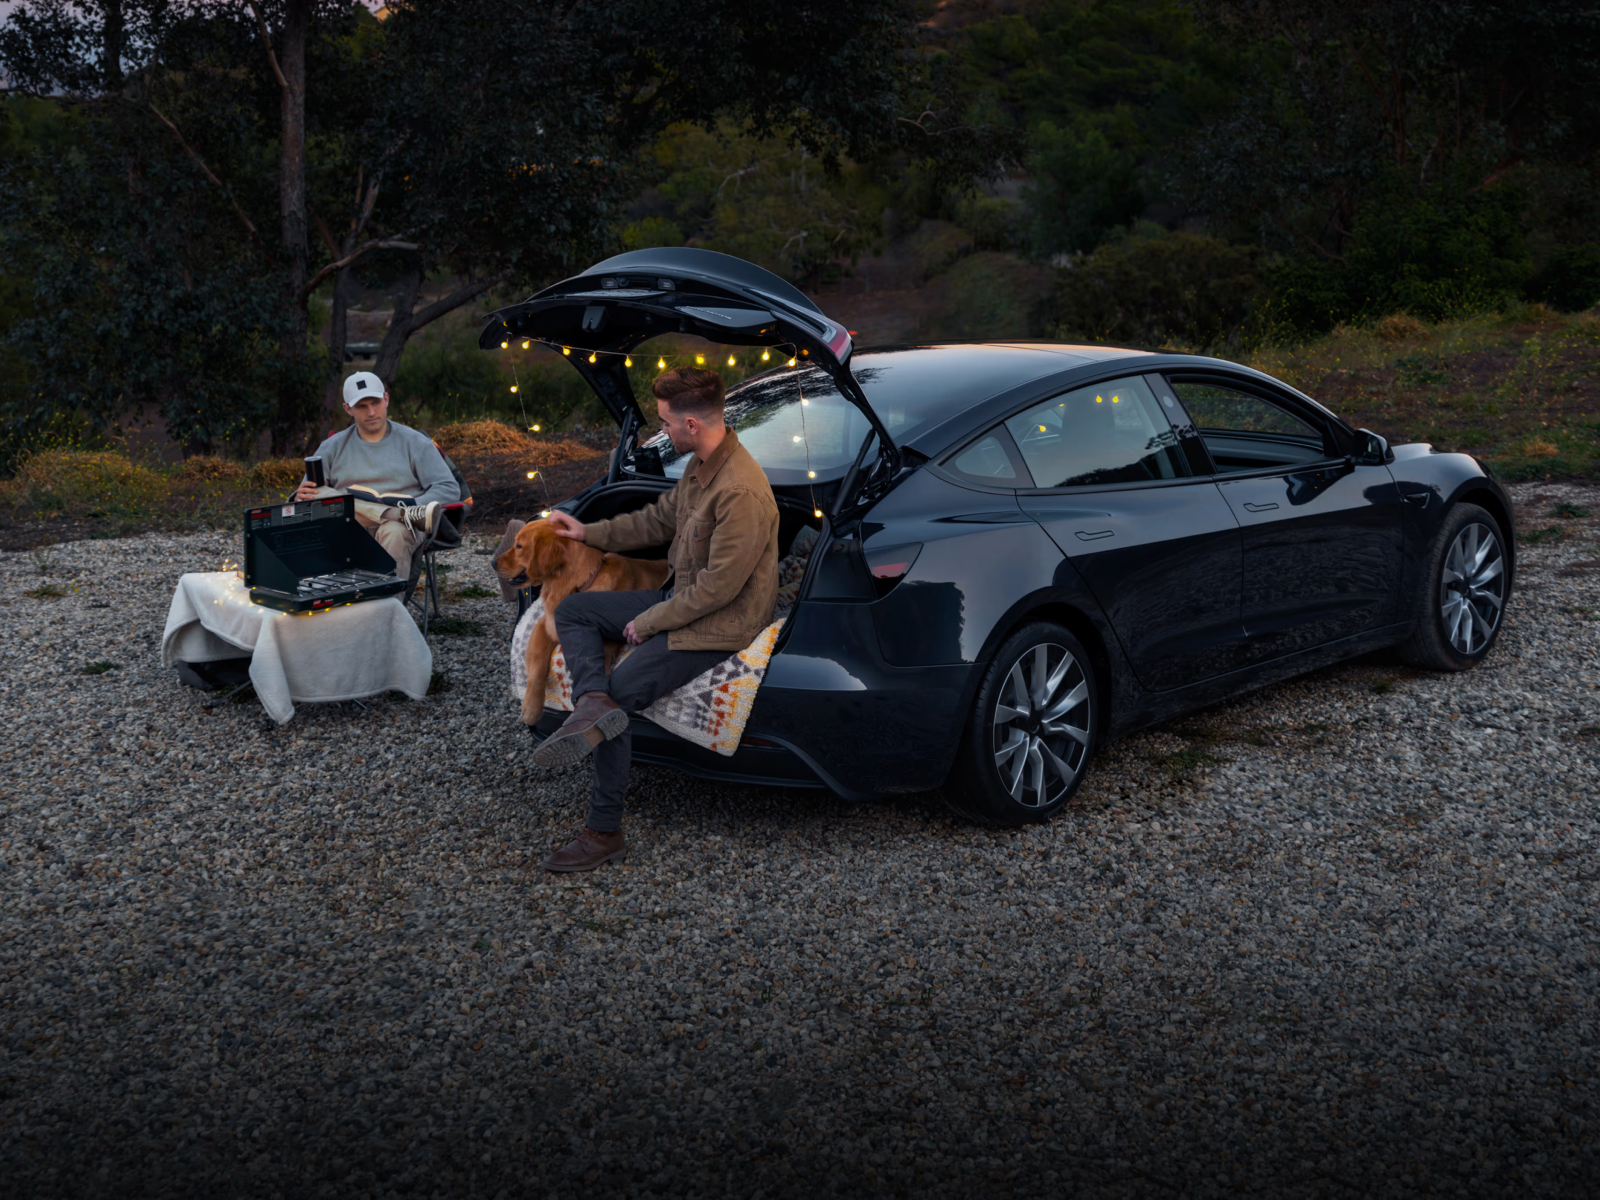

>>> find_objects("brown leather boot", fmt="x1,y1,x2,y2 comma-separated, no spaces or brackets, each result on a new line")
540,827,626,872
531,691,628,768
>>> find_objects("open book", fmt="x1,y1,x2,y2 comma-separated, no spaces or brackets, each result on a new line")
344,484,420,507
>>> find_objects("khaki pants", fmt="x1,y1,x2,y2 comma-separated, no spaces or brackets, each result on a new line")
314,487,423,579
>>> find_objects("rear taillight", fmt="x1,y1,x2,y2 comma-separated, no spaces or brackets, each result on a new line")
865,543,922,598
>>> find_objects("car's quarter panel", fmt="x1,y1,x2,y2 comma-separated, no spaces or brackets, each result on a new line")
1022,480,1246,692
753,601,973,796
855,470,1064,667
1214,462,1406,662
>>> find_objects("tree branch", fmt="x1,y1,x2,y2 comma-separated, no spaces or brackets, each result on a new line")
244,1,289,92
311,209,340,260
303,237,420,297
404,270,512,333
148,104,260,244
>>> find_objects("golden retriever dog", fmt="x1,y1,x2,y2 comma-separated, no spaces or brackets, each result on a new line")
495,518,670,725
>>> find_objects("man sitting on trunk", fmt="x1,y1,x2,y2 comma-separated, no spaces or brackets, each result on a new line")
294,371,460,580
532,365,780,872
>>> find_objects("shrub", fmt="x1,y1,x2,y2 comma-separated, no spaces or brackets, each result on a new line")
7,449,164,516
925,253,1056,339
1048,227,1264,350
432,419,531,456
1524,243,1600,313
1374,314,1427,343
249,458,306,491
173,455,247,483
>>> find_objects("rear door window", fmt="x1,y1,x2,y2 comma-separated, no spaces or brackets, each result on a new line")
1004,376,1186,489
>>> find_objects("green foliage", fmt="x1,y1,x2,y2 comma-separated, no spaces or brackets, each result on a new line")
628,121,890,283
1048,225,1264,349
1528,244,1600,313
926,253,1055,340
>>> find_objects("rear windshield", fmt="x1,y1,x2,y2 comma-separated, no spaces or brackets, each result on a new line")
641,346,1075,485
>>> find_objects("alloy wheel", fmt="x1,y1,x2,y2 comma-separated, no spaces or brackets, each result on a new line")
1440,521,1505,655
991,642,1092,808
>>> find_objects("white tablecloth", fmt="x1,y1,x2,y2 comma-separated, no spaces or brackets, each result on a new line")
160,572,432,724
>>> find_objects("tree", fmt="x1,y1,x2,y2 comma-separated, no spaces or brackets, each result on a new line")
1,0,1001,453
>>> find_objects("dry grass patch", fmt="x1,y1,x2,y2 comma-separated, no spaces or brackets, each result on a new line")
173,455,247,483
248,458,306,491
433,419,531,456
1375,313,1427,343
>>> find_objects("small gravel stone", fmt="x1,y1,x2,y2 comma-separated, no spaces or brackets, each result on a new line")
0,483,1596,1196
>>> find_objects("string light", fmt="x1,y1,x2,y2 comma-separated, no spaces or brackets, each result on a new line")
814,508,823,518
539,509,551,518
800,398,809,406
727,355,736,367
792,435,803,443
588,352,598,363
762,349,770,361
500,341,508,349
530,423,541,432
521,340,530,350
657,357,666,370
624,357,633,367
788,357,797,367
562,346,571,356
526,471,537,479
695,354,705,365
808,470,816,478
510,384,518,393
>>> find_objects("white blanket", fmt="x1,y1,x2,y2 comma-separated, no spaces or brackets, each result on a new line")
161,572,433,724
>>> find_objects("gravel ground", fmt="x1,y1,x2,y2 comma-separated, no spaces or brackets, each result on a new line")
1,483,1597,1197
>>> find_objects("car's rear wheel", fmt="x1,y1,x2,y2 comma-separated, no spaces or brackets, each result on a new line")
1396,502,1509,671
944,622,1097,827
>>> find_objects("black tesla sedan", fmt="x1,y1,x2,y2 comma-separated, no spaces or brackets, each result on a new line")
479,248,1514,827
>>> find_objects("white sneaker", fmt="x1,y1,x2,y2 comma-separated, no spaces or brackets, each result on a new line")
400,501,438,535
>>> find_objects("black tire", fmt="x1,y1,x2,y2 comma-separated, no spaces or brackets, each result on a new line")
1396,502,1510,671
944,622,1098,828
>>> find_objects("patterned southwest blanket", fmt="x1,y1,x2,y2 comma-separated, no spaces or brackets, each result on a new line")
509,525,818,756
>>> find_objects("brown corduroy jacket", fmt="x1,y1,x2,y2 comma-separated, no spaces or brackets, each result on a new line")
583,429,780,651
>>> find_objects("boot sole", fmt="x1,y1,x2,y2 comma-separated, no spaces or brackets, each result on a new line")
530,707,629,768
540,848,627,873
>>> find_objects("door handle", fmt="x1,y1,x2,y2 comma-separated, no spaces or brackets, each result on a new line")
1242,501,1279,513
1074,529,1114,542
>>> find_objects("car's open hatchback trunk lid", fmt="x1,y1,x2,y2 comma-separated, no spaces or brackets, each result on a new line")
477,248,898,468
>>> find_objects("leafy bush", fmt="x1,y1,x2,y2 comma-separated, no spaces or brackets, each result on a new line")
926,253,1055,339
174,455,247,483
248,458,307,491
1048,226,1264,349
4,449,164,516
1527,243,1600,312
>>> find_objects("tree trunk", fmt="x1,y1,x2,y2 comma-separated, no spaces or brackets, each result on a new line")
372,262,425,388
272,0,312,455
324,265,352,421
102,0,124,91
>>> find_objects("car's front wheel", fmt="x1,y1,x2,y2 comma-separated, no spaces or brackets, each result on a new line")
1396,501,1509,671
944,622,1097,827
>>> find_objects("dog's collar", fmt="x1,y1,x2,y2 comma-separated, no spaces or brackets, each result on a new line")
573,554,607,594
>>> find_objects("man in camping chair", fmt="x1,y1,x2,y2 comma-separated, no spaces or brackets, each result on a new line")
294,371,461,581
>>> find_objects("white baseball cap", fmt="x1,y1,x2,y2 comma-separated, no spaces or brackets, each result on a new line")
342,371,387,408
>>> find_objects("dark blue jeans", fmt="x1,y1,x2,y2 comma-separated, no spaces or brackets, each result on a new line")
552,589,728,831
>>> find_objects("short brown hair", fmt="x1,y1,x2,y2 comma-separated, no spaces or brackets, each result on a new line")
652,366,725,420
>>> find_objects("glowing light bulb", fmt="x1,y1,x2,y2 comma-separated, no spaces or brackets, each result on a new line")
1038,424,1046,432
624,357,633,367
761,350,770,361
727,355,736,367
588,352,597,363
792,435,803,443
562,346,571,356
521,340,530,350
526,471,537,479
657,358,666,370
1095,395,1103,403
531,423,541,432
800,398,809,407
807,470,816,479
1111,394,1119,403
500,341,508,349
788,358,797,367
813,508,823,519
510,385,519,393
695,354,705,365
540,509,551,518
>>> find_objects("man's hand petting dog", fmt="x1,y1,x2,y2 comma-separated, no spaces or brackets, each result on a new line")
623,619,644,646
292,480,320,502
544,510,587,541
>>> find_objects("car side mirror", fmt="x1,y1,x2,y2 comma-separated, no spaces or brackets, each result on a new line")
1354,429,1393,466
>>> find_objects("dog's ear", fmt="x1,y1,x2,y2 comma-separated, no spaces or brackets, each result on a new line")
533,521,568,580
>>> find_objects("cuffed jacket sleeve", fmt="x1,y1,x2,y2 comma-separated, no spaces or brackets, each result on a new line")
583,487,679,553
